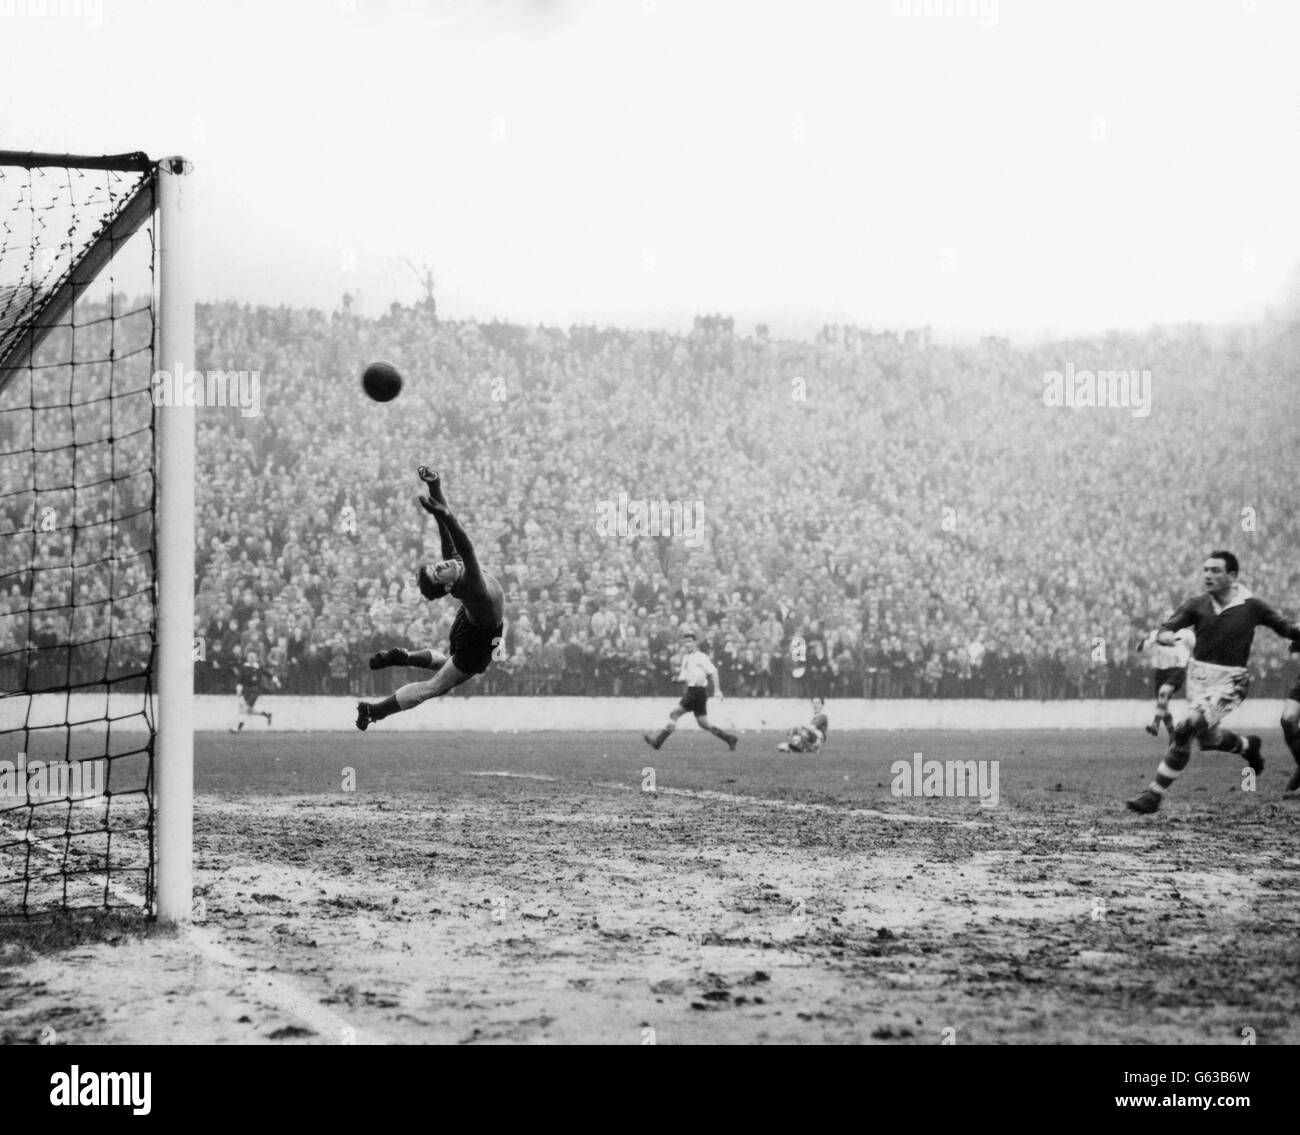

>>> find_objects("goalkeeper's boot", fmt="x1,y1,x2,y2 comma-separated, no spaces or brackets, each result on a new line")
370,648,410,670
1125,788,1162,814
1284,765,1300,798
643,728,670,750
777,743,791,753
417,465,448,507
724,732,739,751
1243,735,1264,776
356,701,372,732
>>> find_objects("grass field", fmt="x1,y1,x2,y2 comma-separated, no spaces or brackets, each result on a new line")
3,727,1300,1044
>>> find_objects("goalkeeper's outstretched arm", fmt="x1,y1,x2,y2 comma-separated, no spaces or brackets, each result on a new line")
431,510,459,563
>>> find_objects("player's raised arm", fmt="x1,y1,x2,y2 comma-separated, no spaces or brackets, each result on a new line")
426,508,460,563
429,504,481,584
417,466,460,562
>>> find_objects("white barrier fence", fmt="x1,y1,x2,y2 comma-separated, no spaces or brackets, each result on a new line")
1,694,1293,733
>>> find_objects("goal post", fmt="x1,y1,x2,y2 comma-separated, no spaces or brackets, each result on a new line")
0,151,194,923
155,157,195,926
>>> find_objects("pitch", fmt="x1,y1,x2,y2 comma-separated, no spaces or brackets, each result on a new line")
3,729,1299,1044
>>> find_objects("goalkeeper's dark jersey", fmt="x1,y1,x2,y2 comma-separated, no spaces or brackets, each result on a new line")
1162,587,1299,668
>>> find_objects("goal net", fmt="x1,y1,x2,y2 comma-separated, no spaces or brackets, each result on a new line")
0,152,193,920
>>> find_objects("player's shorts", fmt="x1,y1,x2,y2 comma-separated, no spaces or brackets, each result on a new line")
241,689,260,709
1183,660,1249,729
449,608,502,676
1153,666,1186,696
679,686,709,715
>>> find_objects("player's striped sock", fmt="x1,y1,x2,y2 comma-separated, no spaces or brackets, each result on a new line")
1150,762,1182,793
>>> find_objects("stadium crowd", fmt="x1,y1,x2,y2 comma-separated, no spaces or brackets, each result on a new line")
5,298,1300,701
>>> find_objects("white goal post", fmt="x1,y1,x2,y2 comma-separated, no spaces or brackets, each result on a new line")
155,157,196,925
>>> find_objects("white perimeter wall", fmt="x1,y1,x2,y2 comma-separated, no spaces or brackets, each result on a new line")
1,695,1292,732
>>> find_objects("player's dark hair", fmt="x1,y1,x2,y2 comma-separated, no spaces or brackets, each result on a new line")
681,631,695,640
1208,549,1239,575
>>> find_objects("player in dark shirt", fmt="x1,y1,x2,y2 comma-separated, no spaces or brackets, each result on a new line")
357,468,506,730
778,697,830,753
1127,550,1300,814
230,651,277,732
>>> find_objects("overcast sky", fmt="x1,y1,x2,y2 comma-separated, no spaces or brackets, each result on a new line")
4,0,1299,336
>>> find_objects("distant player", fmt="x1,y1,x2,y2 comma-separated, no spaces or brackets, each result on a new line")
230,650,277,732
643,632,739,750
1127,551,1300,814
356,467,505,730
778,697,829,753
1135,621,1192,737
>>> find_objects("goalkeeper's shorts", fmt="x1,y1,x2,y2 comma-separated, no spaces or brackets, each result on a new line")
449,609,502,675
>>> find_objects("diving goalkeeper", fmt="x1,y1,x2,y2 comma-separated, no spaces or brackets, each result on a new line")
356,467,505,730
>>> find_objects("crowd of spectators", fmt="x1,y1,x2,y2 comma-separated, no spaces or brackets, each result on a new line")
5,297,1300,702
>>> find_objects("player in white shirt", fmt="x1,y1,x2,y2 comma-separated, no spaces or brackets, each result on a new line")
643,632,739,750
1136,621,1193,737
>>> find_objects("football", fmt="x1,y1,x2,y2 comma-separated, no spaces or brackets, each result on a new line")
362,361,403,402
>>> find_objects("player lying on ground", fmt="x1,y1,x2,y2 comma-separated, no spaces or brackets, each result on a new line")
356,467,505,730
231,650,277,732
1127,550,1300,814
1135,622,1192,737
643,631,739,750
778,696,829,752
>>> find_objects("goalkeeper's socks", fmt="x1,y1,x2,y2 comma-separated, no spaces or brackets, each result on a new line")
369,694,401,722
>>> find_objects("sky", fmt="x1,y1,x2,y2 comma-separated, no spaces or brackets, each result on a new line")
3,0,1299,337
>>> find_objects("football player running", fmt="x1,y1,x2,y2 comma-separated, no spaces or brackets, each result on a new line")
1127,551,1300,814
356,467,505,730
230,650,277,732
1136,621,1192,738
643,632,739,750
